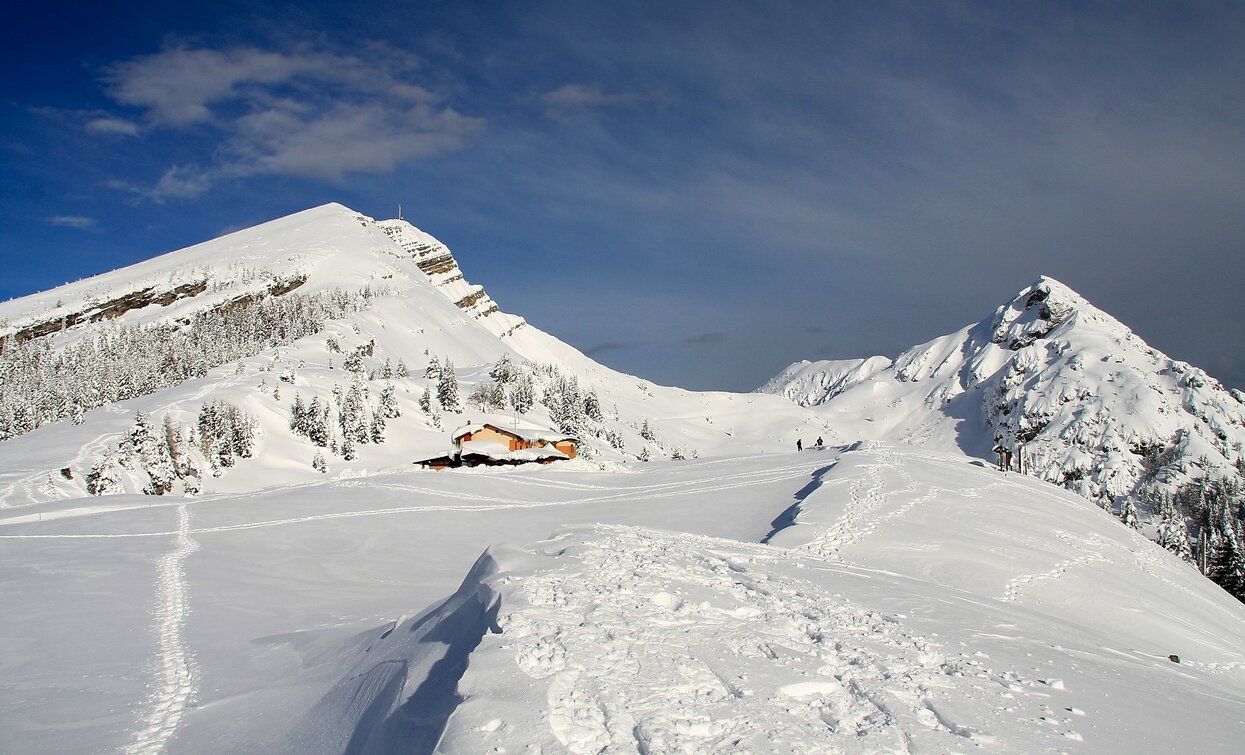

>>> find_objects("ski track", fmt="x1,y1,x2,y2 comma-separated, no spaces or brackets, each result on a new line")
125,503,200,755
476,526,1059,753
0,460,825,540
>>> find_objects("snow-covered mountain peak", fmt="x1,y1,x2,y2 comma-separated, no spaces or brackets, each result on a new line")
1,202,822,504
987,275,1125,351
764,275,1245,520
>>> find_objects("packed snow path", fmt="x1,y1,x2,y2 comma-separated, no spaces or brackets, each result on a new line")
448,526,1045,753
125,504,200,755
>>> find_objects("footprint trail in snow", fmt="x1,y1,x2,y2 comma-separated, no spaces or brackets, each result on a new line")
125,504,200,755
447,525,1066,754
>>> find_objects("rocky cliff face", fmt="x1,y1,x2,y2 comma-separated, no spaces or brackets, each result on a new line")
376,219,527,339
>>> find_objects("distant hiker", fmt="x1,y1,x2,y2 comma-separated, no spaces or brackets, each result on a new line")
796,439,803,452
815,437,824,449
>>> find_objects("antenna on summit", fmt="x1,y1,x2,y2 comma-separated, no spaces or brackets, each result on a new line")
398,203,403,221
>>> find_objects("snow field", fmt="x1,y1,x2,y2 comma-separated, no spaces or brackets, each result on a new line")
2,444,1244,752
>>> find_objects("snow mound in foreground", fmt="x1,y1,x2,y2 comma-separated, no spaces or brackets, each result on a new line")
310,445,1245,753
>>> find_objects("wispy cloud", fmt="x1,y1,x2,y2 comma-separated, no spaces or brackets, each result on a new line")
98,44,481,200
542,83,668,110
43,215,98,230
583,339,636,356
84,117,140,136
683,332,729,346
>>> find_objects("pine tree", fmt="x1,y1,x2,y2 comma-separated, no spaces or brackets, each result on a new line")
378,383,401,419
86,456,123,496
437,358,459,411
424,355,441,380
396,359,410,379
338,382,369,444
1206,537,1245,603
1156,498,1194,563
306,396,329,446
312,451,327,473
491,354,517,383
1119,498,1141,530
584,389,603,422
130,412,176,495
640,420,656,442
290,393,307,434
419,387,433,414
511,373,535,414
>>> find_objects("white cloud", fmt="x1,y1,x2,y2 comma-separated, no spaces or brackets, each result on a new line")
104,47,318,126
97,44,480,199
542,83,663,108
239,104,481,180
84,117,140,136
43,215,98,230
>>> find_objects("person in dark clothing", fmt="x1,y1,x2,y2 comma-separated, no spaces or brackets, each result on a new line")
796,439,803,452
815,437,824,448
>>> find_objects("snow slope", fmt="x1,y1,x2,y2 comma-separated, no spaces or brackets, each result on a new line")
2,445,1241,753
757,355,892,408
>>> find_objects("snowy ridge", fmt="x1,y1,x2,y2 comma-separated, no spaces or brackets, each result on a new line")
757,355,892,407
765,277,1245,512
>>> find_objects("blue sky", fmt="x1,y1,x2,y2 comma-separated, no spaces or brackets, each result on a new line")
3,1,1244,391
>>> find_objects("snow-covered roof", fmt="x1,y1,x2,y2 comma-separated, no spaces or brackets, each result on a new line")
459,438,568,461
451,422,576,444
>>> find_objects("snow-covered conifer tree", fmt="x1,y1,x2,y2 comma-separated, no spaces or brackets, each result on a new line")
1119,498,1141,530
511,373,535,414
491,354,517,383
378,383,401,419
1156,498,1194,563
437,358,459,411
584,389,603,423
86,457,123,496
